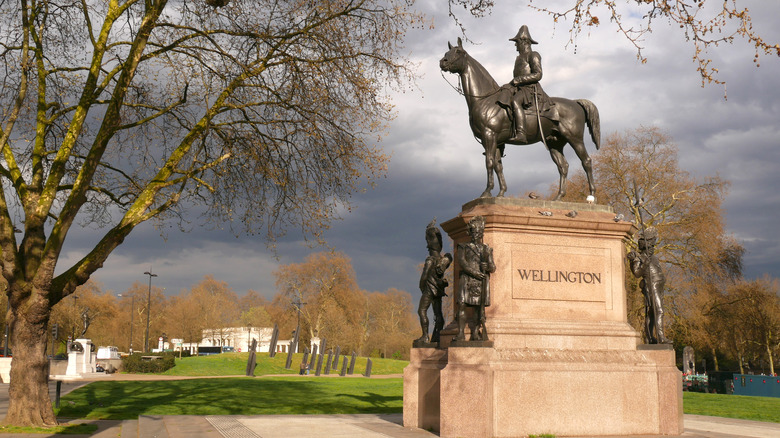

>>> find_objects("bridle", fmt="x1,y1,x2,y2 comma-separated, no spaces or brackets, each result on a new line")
440,59,503,100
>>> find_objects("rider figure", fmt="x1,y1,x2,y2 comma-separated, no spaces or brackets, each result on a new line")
502,25,554,143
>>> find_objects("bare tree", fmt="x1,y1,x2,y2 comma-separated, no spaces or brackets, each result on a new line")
366,288,416,359
273,251,364,351
562,127,736,340
727,277,780,375
191,275,240,345
0,0,416,426
450,0,779,87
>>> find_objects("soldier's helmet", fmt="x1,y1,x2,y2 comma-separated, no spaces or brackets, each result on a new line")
467,216,486,236
426,219,443,252
638,227,659,245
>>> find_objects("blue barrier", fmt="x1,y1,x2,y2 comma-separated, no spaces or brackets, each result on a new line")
732,374,780,398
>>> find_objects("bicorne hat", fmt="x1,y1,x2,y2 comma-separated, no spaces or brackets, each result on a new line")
509,25,538,44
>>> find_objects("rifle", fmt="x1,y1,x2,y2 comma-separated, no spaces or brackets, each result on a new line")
478,247,490,341
632,181,647,237
629,181,653,272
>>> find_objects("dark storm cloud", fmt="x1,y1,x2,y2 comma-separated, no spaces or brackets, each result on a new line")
72,0,779,300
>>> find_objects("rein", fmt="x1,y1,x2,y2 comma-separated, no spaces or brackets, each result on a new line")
440,70,502,99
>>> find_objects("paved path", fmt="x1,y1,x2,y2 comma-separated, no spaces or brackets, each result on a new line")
0,378,779,437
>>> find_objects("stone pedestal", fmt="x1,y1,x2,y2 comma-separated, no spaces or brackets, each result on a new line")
403,348,447,431
65,339,95,376
403,199,683,437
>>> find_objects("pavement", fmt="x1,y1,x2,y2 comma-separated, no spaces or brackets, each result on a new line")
0,376,778,437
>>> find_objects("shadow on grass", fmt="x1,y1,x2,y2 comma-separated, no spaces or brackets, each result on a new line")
337,392,402,409
55,377,403,420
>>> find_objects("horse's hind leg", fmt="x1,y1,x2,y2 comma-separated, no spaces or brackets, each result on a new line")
548,143,568,201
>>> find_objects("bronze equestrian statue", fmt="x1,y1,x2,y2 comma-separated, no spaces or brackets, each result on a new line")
440,28,600,201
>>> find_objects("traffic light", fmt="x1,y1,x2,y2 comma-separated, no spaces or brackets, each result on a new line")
52,323,58,339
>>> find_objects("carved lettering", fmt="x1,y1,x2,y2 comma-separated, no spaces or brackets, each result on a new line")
517,269,602,284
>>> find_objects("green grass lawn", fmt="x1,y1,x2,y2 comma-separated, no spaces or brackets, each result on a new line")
0,424,97,435
54,376,780,423
55,377,403,420
683,392,780,423
159,352,407,376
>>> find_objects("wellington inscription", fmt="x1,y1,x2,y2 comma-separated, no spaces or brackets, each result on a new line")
511,244,612,303
517,269,602,284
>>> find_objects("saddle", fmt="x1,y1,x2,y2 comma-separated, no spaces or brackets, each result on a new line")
496,85,559,125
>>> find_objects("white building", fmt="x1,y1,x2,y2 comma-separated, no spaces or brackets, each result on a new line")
172,326,303,355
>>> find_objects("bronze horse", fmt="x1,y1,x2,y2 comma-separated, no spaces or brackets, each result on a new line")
440,38,600,200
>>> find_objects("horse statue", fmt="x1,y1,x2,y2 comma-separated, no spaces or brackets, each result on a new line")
440,38,600,201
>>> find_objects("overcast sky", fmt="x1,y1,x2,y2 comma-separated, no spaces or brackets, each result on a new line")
62,0,780,303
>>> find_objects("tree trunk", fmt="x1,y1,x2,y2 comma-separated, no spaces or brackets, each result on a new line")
3,287,57,426
710,346,719,371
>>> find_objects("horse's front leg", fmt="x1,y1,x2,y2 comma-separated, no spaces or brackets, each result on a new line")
481,134,497,198
494,145,507,197
549,145,568,201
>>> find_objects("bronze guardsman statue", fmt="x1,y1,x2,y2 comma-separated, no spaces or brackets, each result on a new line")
456,216,496,342
498,25,555,143
415,220,453,346
628,227,672,344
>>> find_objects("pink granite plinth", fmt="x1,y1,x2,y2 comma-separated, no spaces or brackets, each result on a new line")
403,348,447,431
403,199,683,437
439,346,682,437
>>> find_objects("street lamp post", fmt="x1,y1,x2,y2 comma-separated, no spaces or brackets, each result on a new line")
117,293,135,354
143,270,158,353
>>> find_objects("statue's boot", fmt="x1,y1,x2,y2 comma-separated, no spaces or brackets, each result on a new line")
414,328,429,344
430,328,441,343
507,101,527,143
455,314,466,341
431,320,444,343
656,325,672,344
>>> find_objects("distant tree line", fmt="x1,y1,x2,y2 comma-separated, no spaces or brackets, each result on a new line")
0,253,417,361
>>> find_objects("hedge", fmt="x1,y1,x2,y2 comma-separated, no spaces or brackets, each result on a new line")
122,354,176,373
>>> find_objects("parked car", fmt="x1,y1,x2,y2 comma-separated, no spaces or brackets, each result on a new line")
96,346,120,360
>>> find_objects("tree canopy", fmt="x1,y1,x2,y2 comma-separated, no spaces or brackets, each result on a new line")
450,0,779,86
0,0,417,426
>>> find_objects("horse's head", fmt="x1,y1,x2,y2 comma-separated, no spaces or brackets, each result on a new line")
440,37,467,74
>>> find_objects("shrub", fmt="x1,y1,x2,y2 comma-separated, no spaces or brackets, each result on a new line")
122,354,176,373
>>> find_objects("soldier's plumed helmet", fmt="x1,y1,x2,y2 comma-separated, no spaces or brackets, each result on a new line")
426,219,443,252
509,25,538,44
467,215,486,236
638,227,659,245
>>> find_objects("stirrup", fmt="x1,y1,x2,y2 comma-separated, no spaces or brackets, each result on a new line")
508,132,527,143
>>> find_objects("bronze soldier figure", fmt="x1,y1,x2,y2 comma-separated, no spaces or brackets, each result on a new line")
415,220,453,345
456,216,495,342
628,227,672,344
498,25,555,143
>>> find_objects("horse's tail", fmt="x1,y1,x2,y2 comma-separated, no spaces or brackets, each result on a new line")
576,99,601,150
